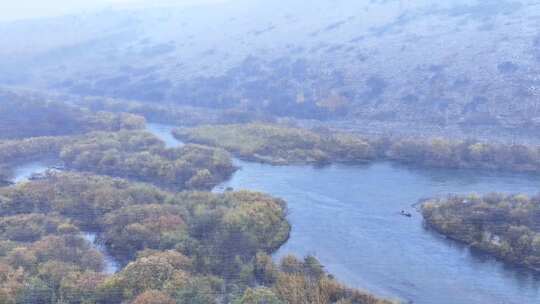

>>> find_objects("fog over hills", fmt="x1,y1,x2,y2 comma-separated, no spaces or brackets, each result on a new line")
1,0,540,140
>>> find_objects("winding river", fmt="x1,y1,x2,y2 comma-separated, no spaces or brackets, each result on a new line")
148,123,540,304
6,124,540,303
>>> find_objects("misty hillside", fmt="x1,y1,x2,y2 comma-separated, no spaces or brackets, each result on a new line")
1,0,539,136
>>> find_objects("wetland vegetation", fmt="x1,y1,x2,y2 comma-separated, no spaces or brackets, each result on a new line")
2,1,540,303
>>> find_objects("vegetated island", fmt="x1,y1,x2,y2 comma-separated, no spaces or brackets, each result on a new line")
173,123,374,165
0,130,236,191
0,171,394,304
174,123,540,172
421,193,540,272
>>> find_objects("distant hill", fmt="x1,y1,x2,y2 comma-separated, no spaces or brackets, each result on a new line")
1,0,539,138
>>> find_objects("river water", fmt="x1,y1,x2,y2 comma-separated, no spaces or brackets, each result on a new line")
221,161,540,304
11,161,53,183
147,123,184,148
146,124,540,304
82,232,120,274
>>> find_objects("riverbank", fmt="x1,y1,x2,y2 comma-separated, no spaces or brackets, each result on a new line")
213,159,540,304
421,194,540,274
2,120,537,304
147,122,540,303
150,124,400,303
173,123,540,175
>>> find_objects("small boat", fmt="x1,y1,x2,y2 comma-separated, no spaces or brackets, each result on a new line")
400,210,412,218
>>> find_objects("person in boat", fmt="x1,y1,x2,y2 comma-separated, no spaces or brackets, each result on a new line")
400,210,412,217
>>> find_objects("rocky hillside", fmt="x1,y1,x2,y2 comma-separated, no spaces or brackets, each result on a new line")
1,0,539,136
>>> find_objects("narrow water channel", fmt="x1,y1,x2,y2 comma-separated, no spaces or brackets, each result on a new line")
9,161,120,274
147,123,184,148
3,125,184,275
82,232,120,274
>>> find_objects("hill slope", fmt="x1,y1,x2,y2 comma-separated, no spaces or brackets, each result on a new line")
1,0,540,136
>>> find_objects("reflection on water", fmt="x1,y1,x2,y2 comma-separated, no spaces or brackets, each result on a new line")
218,160,540,304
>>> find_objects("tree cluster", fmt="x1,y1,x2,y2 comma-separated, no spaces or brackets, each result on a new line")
0,90,145,139
422,193,540,271
80,97,274,126
0,130,236,191
175,123,540,173
0,212,107,303
0,172,295,303
173,124,374,165
234,253,393,304
60,130,236,190
0,136,72,165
